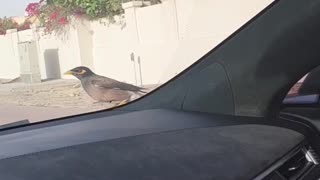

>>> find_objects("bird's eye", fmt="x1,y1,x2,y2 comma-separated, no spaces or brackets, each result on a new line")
75,69,86,74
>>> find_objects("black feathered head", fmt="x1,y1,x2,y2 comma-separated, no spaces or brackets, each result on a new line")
64,66,95,79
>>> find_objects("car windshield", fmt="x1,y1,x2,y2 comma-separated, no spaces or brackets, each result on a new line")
0,0,273,126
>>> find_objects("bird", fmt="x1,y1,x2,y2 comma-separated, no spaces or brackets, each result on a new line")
64,66,146,106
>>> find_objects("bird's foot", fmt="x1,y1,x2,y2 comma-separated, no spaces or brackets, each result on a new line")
115,100,128,107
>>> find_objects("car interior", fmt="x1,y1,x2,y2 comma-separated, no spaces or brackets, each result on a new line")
1,0,320,179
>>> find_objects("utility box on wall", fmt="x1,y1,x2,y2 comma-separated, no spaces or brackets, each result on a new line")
18,41,41,83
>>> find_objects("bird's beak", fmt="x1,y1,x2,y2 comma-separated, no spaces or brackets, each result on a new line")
64,70,73,75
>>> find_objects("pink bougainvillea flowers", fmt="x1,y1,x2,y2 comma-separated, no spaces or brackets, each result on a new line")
58,17,68,25
25,3,40,16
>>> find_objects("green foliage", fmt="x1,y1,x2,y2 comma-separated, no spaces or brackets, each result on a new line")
0,17,31,35
48,0,123,19
0,18,17,35
27,0,123,34
26,0,163,34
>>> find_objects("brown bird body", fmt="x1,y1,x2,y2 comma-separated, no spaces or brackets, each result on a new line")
65,66,146,103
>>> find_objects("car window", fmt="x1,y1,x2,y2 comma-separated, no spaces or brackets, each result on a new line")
0,0,274,126
287,75,308,97
284,66,320,105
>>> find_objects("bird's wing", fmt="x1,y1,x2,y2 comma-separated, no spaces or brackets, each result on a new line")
91,76,145,92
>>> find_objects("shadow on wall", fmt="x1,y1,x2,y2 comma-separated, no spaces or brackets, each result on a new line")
44,49,61,80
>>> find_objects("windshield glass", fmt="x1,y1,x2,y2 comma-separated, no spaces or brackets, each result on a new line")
284,66,320,105
0,0,273,126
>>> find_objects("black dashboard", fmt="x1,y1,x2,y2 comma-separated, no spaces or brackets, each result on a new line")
0,109,318,180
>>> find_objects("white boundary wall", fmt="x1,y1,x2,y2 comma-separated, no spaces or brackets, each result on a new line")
0,0,273,84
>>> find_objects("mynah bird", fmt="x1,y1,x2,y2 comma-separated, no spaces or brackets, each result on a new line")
64,66,146,105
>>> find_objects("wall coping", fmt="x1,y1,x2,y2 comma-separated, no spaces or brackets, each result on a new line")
122,1,151,9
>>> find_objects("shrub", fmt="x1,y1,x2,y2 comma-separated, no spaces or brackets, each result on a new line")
0,17,32,36
26,0,123,34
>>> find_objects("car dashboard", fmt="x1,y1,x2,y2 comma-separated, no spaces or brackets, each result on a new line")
0,109,318,180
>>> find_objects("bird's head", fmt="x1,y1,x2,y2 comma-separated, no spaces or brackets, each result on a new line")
64,66,94,79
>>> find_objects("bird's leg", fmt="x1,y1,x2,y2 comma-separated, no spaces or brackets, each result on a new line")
116,99,128,106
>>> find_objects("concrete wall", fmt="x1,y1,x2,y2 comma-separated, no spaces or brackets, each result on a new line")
35,27,82,80
91,0,273,84
91,17,136,84
0,30,20,79
0,0,273,85
159,0,274,82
